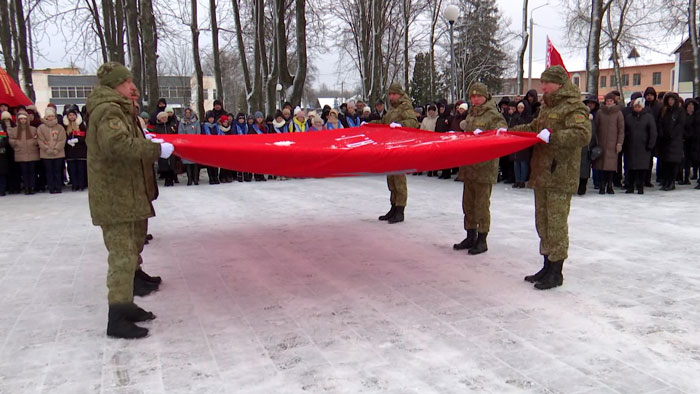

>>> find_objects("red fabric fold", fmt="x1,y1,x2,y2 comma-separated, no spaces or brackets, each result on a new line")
157,124,541,178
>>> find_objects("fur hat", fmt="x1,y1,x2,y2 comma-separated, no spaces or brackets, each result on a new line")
388,83,405,95
97,61,132,88
156,111,168,122
540,65,569,85
1,111,11,121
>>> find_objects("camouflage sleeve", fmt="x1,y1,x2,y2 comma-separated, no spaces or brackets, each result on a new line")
402,117,419,129
490,111,507,129
510,120,536,133
549,108,592,148
95,106,161,161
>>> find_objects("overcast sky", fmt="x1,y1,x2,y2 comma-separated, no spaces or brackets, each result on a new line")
29,0,681,90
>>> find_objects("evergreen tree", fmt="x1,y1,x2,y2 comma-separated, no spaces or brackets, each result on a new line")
410,52,447,106
447,0,509,100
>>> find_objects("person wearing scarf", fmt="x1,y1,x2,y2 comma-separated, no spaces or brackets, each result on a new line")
272,110,290,133
37,107,67,194
64,107,88,191
202,114,222,184
290,107,307,132
177,108,202,185
249,112,267,181
325,109,344,130
218,115,235,183
8,111,39,194
309,116,324,131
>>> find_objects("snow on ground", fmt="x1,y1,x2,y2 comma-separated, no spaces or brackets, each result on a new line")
0,174,699,394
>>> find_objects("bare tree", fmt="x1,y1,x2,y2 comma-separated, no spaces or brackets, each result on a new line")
689,0,699,96
13,0,35,100
0,0,18,80
209,0,223,102
124,0,142,103
192,0,205,118
605,0,631,97
140,0,159,111
516,0,528,95
427,0,443,100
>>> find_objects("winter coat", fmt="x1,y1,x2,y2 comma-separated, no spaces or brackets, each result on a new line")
37,118,67,159
205,108,226,122
419,113,438,131
325,120,343,130
85,85,161,226
203,122,222,135
524,89,541,118
624,109,658,170
511,81,592,194
8,124,40,162
450,112,467,131
154,118,178,173
341,112,362,128
509,110,533,162
234,122,249,135
658,95,685,163
435,111,452,132
249,123,267,134
148,105,167,130
64,114,88,160
370,94,419,129
644,87,662,121
592,104,624,171
0,131,8,175
684,111,700,162
368,109,386,122
178,114,201,164
458,99,507,183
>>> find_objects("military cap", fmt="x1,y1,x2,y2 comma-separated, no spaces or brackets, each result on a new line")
469,82,489,98
97,62,133,88
540,65,569,85
388,83,405,95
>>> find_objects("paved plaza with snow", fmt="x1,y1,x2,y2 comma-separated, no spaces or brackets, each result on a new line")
1,175,698,393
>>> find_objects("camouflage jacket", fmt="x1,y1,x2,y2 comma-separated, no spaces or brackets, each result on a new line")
460,99,507,183
86,86,161,225
512,82,591,194
372,94,420,129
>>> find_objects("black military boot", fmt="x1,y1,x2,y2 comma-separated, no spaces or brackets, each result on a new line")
468,232,488,255
534,260,564,290
135,268,162,285
107,304,149,339
133,275,159,297
388,206,405,224
453,229,477,250
524,256,550,283
124,303,156,322
378,204,396,221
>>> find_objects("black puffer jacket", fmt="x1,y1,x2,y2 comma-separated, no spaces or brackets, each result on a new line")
624,109,657,170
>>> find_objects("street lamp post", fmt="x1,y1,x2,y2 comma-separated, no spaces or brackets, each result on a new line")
444,5,459,104
528,3,549,91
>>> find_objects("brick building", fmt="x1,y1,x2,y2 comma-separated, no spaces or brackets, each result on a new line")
568,62,675,102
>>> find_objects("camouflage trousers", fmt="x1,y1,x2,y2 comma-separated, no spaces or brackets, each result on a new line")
387,175,407,207
534,188,572,261
462,181,492,232
100,219,148,304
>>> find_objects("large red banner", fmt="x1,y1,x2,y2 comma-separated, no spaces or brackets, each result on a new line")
157,124,541,178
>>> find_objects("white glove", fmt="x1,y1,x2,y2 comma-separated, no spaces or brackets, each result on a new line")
496,128,508,135
537,128,551,143
473,128,483,135
389,122,402,128
160,142,174,159
150,138,164,144
360,121,368,126
67,140,76,147
144,133,155,140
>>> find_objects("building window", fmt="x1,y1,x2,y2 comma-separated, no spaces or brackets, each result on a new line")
212,89,217,100
573,76,580,87
50,86,93,99
202,89,209,100
633,73,641,86
600,76,606,88
611,75,618,86
653,72,661,85
622,74,629,86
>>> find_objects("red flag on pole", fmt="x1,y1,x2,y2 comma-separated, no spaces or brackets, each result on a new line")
545,36,569,76
0,67,33,107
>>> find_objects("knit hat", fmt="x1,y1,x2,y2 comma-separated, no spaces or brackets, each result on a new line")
604,92,616,102
1,111,11,121
458,103,469,111
414,107,423,114
468,82,489,98
363,106,371,113
213,99,223,107
16,110,28,120
220,115,230,123
44,107,56,117
633,97,644,108
156,111,168,122
540,65,569,85
388,83,404,95
254,111,264,119
293,106,302,116
140,111,149,119
96,61,133,88
164,106,174,114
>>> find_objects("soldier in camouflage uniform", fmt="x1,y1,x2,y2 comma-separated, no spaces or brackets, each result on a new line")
373,83,419,224
453,83,507,255
510,66,591,290
86,62,175,338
